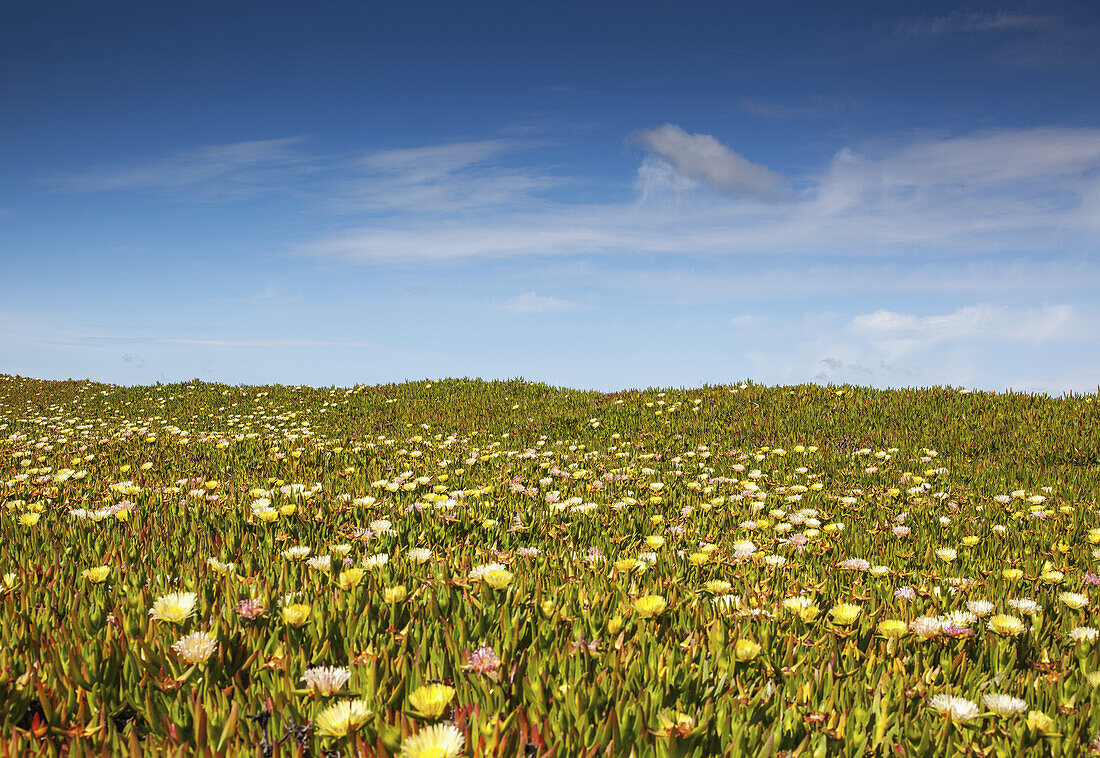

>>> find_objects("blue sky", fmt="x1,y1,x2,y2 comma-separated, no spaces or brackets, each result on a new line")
2,0,1099,392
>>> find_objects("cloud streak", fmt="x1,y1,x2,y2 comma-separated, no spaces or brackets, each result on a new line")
332,139,559,214
300,125,1100,265
897,10,1053,37
502,292,577,314
45,137,311,196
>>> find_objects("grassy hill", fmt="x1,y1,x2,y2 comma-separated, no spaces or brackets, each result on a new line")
1,374,1099,756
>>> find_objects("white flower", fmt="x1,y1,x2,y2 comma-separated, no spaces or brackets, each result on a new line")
934,547,957,562
206,557,235,576
469,562,507,581
983,693,1027,717
1059,592,1089,610
282,546,311,561
1069,626,1099,644
732,541,756,559
172,631,218,665
301,666,352,695
406,547,432,563
942,610,976,628
929,694,979,722
362,553,390,569
910,616,943,639
966,600,994,617
306,555,333,572
370,519,394,534
1008,598,1042,616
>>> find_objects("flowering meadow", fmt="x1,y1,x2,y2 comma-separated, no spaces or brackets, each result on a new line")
1,374,1099,757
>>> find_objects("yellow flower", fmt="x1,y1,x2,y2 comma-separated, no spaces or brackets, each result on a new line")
282,603,312,626
782,596,820,622
1002,568,1024,581
315,699,372,738
607,615,623,634
1041,569,1064,584
384,585,407,603
878,619,908,638
734,639,761,661
830,603,861,625
934,547,957,563
399,723,464,758
408,683,456,718
338,568,365,590
961,536,980,547
149,592,198,624
688,552,709,566
482,569,513,590
82,566,111,584
988,614,1026,637
206,558,235,576
1088,528,1100,545
1026,710,1055,734
645,536,666,549
614,558,641,574
18,512,40,527
278,504,297,516
705,580,732,594
633,594,667,619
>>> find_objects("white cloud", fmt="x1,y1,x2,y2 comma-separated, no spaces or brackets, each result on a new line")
738,304,1095,392
849,304,1075,343
302,126,1100,265
46,137,310,195
502,292,577,314
731,314,765,327
333,139,558,214
847,304,1076,362
631,124,785,198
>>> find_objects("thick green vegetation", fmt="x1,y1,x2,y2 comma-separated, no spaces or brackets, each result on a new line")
1,374,1098,757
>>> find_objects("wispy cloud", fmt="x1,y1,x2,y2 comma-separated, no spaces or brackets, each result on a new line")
577,256,1100,303
891,8,1099,69
897,10,1052,37
731,314,766,327
159,337,378,348
737,99,791,119
300,125,1100,265
502,292,578,314
739,304,1096,391
45,137,311,196
630,124,786,198
848,304,1077,360
331,139,558,214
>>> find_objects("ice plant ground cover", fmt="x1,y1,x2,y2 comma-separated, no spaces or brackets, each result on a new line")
0,375,1099,757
